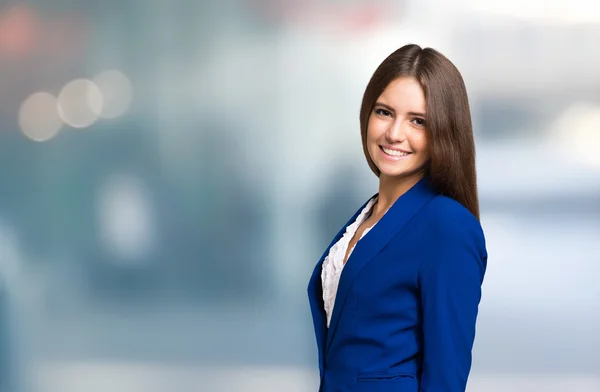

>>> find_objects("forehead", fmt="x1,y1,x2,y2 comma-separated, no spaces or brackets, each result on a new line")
377,77,426,112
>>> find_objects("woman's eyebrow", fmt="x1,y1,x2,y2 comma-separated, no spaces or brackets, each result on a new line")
374,102,395,112
375,102,426,117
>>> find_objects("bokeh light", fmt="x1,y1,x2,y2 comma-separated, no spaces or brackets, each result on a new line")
551,102,600,169
93,70,133,119
0,3,40,58
97,174,156,265
18,92,63,142
57,78,104,128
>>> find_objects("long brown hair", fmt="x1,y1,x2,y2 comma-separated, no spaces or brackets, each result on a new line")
359,44,480,220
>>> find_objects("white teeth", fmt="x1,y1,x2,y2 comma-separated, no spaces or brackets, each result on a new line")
382,147,410,157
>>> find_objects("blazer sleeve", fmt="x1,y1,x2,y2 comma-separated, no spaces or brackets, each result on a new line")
417,219,487,392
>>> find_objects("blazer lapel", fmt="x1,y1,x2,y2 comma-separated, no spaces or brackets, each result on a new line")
325,178,437,356
307,195,375,372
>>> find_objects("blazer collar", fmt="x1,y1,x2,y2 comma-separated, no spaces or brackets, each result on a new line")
324,177,437,356
307,195,373,373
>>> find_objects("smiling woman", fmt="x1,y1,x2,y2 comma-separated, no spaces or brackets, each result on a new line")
366,77,430,184
307,44,487,392
359,44,478,218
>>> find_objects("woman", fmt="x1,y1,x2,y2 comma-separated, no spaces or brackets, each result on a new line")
307,44,488,392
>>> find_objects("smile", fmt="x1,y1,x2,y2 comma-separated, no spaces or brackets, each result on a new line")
380,146,412,158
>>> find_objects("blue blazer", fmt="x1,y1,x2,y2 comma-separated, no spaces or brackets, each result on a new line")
307,178,487,392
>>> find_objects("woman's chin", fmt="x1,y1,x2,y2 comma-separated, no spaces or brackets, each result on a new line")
377,166,426,182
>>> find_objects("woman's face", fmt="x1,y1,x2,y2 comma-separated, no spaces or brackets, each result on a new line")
366,77,430,182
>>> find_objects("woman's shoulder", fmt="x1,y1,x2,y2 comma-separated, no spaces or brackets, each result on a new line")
427,194,477,219
416,195,488,270
421,194,485,243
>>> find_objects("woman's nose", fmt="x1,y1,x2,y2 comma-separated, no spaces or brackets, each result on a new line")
386,120,407,143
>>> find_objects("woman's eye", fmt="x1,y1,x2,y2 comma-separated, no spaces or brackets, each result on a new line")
375,108,391,117
412,118,426,126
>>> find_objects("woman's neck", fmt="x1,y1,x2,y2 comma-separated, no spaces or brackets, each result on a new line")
373,173,425,217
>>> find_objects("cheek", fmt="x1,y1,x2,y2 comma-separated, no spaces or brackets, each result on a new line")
413,132,429,153
367,118,384,141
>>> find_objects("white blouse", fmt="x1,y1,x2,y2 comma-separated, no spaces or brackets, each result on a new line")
321,195,380,328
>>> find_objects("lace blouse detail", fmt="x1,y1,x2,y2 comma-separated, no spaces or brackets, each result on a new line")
321,196,379,328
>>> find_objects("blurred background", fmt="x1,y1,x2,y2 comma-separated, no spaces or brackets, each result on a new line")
0,0,599,391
